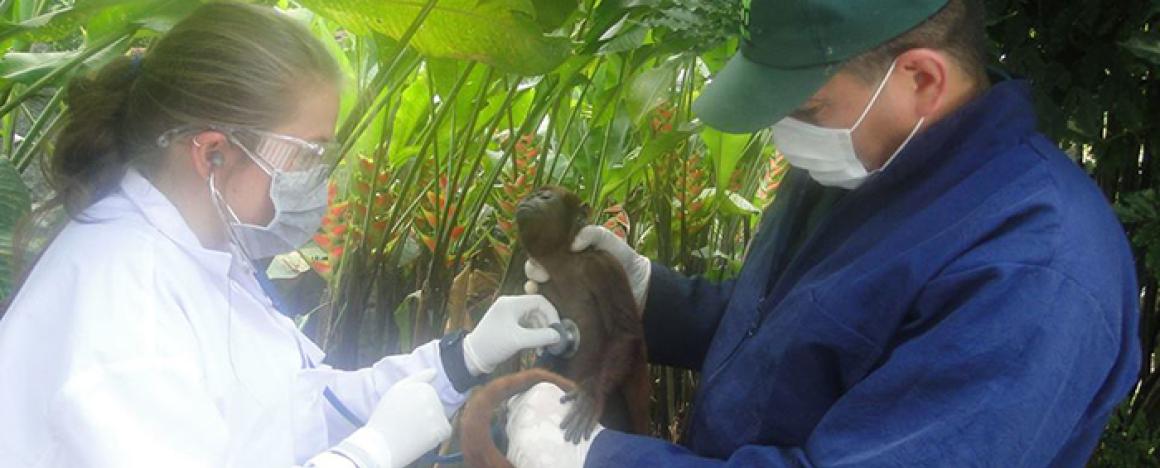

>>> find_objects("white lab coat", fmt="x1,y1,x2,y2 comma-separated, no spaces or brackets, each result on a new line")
0,168,468,467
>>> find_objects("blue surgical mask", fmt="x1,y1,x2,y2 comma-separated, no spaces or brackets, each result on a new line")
208,165,329,260
771,60,925,189
158,125,334,260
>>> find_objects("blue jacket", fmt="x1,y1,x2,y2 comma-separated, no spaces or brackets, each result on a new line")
586,81,1141,466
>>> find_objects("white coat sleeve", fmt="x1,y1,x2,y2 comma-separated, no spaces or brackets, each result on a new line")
302,340,469,442
49,357,229,468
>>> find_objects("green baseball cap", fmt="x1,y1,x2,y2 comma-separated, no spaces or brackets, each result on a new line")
694,0,949,134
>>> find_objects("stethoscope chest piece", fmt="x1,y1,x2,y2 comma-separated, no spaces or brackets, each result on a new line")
545,318,580,358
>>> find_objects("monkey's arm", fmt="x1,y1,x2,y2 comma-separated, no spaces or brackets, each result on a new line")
572,239,733,371
556,253,647,442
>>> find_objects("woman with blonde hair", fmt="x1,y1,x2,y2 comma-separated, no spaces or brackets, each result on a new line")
0,3,561,467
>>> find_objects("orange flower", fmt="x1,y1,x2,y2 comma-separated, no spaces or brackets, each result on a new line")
449,225,466,240
313,233,332,250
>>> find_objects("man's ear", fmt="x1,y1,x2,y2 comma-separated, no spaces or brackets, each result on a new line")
188,130,232,180
895,48,949,119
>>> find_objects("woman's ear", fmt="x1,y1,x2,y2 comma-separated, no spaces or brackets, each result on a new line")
188,130,231,180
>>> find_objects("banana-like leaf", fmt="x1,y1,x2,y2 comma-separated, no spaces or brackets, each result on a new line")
0,0,187,43
701,126,756,198
0,52,76,84
530,0,579,32
299,0,572,76
0,36,129,85
1121,30,1160,65
625,58,678,125
600,128,690,200
0,157,31,299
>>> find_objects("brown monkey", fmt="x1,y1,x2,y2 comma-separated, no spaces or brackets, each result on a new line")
459,186,650,468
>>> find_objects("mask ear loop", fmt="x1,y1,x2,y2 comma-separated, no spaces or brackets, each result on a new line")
877,116,926,173
207,168,265,399
850,59,900,132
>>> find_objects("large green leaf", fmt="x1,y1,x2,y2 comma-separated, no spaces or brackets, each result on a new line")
0,0,190,43
0,34,131,85
700,126,756,197
0,51,77,84
299,0,572,76
388,73,433,164
0,157,31,299
1121,30,1160,66
530,0,579,32
600,128,690,200
624,58,678,125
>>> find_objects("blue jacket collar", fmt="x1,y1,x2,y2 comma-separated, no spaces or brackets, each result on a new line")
868,79,1039,192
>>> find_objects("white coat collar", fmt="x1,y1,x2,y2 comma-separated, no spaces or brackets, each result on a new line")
117,167,236,280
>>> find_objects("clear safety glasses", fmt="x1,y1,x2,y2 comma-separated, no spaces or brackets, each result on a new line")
157,125,342,174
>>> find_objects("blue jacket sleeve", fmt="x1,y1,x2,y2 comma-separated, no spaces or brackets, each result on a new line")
641,262,734,370
588,263,1139,467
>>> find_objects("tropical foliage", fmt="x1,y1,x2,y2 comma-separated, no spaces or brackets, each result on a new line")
1,0,1156,463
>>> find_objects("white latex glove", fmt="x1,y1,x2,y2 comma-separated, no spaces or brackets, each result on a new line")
328,369,451,468
523,226,651,308
463,295,562,375
506,382,602,468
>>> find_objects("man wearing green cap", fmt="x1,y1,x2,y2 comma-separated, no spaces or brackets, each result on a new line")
505,0,1141,466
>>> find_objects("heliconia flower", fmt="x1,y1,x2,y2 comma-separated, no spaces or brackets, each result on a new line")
354,180,371,197
330,245,345,259
313,233,332,250
494,132,542,243
756,154,789,207
649,102,677,133
331,224,348,237
358,157,375,175
420,234,437,253
602,204,630,240
311,260,332,276
449,225,466,240
494,240,512,258
371,219,389,236
350,198,368,219
373,192,390,210
498,199,516,214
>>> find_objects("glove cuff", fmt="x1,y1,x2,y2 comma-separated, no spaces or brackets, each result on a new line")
631,256,652,307
439,330,488,391
334,428,393,468
460,331,494,375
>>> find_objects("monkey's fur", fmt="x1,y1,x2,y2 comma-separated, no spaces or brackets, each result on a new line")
459,186,649,468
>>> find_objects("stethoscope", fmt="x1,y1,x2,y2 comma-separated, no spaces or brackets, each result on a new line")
253,267,466,464
256,267,582,465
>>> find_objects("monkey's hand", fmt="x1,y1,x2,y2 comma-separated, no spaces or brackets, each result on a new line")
559,386,605,444
506,383,602,468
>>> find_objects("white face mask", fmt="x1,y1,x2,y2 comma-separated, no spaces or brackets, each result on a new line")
771,59,925,189
209,165,329,260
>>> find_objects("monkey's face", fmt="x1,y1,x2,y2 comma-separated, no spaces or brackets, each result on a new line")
516,186,589,258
